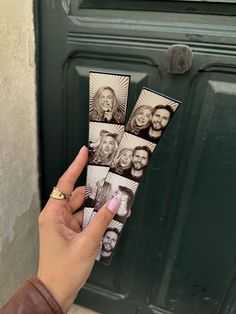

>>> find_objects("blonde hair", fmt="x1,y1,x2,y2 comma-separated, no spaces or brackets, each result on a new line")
94,180,112,211
89,130,119,166
126,105,152,134
112,148,133,173
90,86,125,123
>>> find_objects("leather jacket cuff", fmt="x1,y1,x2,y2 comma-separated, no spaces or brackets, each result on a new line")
1,276,64,314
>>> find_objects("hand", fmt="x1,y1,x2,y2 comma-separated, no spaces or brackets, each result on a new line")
104,110,113,121
37,146,120,312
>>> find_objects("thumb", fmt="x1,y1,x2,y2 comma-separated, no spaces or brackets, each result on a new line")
82,198,120,243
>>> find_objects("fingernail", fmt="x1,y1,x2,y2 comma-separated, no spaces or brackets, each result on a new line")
80,145,87,152
108,198,120,213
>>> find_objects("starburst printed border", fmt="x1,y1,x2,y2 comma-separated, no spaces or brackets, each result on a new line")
89,72,130,115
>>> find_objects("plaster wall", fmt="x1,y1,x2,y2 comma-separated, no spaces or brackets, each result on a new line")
0,1,40,305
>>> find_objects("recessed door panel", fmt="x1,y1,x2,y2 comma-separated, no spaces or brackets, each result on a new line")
149,71,236,314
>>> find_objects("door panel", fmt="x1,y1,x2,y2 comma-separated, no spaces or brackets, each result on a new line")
39,1,236,313
149,71,236,314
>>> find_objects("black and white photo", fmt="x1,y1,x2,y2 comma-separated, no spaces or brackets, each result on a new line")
126,105,153,135
126,88,180,143
122,145,152,182
82,207,94,230
99,227,120,264
84,165,110,208
92,217,123,264
88,122,124,166
111,147,133,175
112,186,134,223
89,72,130,124
96,172,139,223
111,132,156,182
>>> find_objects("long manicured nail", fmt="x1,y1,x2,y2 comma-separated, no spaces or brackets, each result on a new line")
108,198,120,214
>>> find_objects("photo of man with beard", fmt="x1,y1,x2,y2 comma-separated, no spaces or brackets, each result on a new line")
99,228,120,264
122,145,152,182
139,105,174,143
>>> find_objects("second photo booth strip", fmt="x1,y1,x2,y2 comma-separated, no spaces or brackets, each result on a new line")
82,71,131,230
83,85,181,265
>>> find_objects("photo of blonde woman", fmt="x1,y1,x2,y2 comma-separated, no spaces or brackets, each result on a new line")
111,147,133,175
89,130,119,166
90,86,125,124
126,105,152,135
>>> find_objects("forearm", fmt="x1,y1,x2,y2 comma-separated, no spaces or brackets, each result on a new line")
1,277,64,314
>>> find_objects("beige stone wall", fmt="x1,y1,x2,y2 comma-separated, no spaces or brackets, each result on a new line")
0,1,40,305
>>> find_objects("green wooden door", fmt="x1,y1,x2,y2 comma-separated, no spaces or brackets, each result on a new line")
38,1,236,313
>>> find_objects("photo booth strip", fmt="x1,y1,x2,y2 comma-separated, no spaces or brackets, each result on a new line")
89,212,123,264
88,122,125,167
101,172,139,223
91,87,181,264
82,207,94,230
82,71,131,229
84,165,110,199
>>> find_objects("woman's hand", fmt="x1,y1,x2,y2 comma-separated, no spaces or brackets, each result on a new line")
104,109,113,121
37,146,120,312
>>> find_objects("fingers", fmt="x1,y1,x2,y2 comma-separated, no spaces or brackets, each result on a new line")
69,211,84,233
73,211,84,226
67,186,85,213
82,198,120,243
56,146,88,195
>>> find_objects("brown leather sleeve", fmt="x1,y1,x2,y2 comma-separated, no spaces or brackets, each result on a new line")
0,277,64,314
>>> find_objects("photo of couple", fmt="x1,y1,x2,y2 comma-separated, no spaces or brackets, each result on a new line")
111,132,156,182
85,171,138,224
126,88,179,143
112,145,151,182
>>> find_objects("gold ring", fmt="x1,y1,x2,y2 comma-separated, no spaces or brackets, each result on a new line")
50,187,71,200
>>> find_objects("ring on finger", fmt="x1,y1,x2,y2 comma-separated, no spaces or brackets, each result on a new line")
50,187,71,201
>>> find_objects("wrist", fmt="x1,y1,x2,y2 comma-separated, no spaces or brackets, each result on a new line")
37,271,78,313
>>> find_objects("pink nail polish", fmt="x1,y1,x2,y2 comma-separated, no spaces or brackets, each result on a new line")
108,198,120,213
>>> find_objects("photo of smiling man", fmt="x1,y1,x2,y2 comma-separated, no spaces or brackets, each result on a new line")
122,145,152,182
139,105,174,143
111,132,156,181
99,228,120,264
